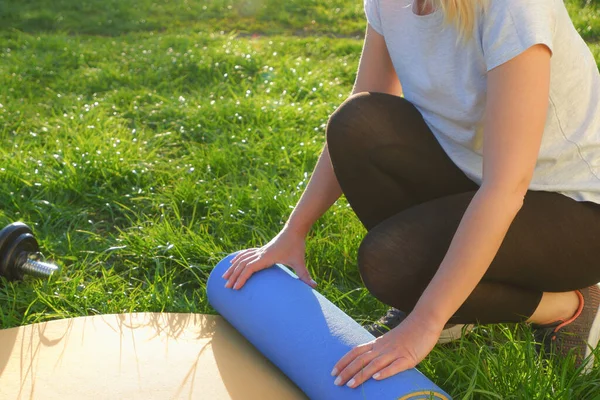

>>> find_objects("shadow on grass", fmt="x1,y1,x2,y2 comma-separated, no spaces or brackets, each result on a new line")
0,0,159,36
0,0,364,37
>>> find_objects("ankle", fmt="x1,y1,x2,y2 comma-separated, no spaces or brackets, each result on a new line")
555,290,584,327
527,290,582,326
554,291,581,323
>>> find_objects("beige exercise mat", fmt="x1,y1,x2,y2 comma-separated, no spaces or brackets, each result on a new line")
0,313,308,400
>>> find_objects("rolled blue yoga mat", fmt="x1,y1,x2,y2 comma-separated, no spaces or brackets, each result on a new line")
207,253,451,400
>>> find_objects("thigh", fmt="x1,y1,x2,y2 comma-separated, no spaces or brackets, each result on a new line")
358,189,600,306
491,190,600,291
327,92,478,231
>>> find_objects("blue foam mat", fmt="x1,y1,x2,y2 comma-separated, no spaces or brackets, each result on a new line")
207,253,451,400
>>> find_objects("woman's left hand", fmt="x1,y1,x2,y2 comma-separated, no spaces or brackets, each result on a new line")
331,313,444,388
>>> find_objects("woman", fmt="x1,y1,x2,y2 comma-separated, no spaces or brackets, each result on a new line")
222,0,600,388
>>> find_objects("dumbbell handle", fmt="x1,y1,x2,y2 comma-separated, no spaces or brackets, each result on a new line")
19,257,59,278
15,253,59,278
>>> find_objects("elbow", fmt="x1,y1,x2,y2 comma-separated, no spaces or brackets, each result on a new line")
510,175,530,205
480,176,530,210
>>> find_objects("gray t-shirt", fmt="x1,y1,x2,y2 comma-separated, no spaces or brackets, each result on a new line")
364,0,600,203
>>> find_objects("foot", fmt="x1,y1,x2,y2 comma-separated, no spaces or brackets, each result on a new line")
364,307,474,344
364,308,407,337
532,283,600,373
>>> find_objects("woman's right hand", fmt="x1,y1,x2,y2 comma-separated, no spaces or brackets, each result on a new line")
222,227,317,290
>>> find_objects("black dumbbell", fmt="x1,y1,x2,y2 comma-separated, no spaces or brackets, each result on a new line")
0,222,59,281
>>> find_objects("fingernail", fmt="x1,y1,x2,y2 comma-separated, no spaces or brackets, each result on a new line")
330,368,338,376
310,279,317,286
334,377,341,386
373,373,380,379
346,378,355,387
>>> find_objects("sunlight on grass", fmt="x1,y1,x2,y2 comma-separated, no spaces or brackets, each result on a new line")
1,0,599,398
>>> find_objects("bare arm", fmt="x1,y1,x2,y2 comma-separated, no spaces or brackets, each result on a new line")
412,44,551,326
286,24,402,236
225,24,402,289
324,44,552,392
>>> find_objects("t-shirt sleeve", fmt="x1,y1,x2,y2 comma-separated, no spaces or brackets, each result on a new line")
481,0,556,72
364,0,383,35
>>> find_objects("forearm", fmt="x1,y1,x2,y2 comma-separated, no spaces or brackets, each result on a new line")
284,144,343,236
412,186,525,326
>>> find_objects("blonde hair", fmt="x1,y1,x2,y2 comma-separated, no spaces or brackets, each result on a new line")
424,0,488,39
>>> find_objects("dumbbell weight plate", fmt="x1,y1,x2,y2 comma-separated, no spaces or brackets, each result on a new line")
2,233,39,281
0,223,37,280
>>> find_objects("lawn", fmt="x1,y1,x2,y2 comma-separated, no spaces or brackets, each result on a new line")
1,0,600,398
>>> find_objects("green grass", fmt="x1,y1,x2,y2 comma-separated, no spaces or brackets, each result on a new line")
1,0,600,398
0,0,365,37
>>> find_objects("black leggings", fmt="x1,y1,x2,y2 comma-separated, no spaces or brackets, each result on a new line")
326,92,600,325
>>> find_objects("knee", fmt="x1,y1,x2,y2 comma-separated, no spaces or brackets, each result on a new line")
326,92,369,153
326,92,419,154
357,228,425,311
357,233,383,296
